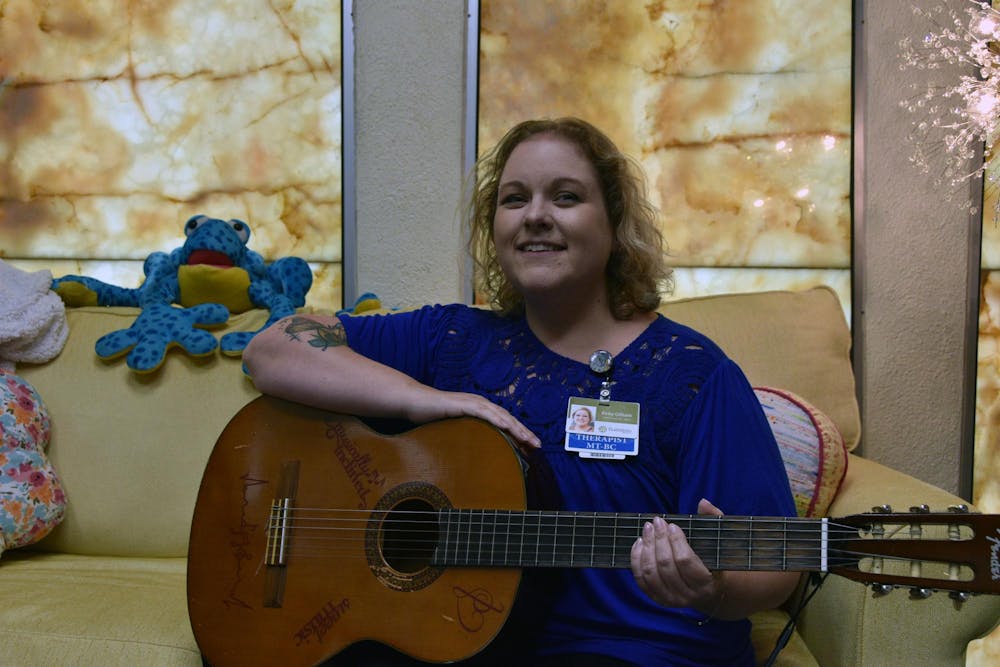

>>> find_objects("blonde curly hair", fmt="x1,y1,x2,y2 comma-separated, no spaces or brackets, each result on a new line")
468,117,672,319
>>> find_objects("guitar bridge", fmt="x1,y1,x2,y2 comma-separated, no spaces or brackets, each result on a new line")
267,498,292,566
263,460,300,607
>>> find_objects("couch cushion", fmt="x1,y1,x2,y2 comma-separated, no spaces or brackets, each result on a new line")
662,286,860,451
0,553,810,667
749,608,819,667
17,307,265,557
756,386,848,518
0,551,201,665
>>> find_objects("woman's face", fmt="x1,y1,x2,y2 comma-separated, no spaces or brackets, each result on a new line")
492,134,613,305
573,408,592,428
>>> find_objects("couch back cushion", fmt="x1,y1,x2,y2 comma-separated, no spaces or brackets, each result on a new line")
15,287,858,557
17,307,265,557
662,286,859,451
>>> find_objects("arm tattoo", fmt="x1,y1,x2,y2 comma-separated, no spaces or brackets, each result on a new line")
281,316,348,351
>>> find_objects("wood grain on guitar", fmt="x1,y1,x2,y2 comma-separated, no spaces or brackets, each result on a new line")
187,396,1000,667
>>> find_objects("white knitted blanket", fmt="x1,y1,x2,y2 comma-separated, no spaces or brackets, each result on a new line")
0,260,68,371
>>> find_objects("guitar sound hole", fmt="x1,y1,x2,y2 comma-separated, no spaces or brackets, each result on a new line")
381,498,437,574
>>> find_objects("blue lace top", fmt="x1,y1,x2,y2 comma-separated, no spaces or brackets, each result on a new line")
341,304,795,666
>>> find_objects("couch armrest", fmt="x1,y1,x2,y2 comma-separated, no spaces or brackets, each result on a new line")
796,454,1000,666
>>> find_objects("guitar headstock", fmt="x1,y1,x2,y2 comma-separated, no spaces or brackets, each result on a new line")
829,505,1000,598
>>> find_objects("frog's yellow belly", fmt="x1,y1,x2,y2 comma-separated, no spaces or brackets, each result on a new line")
177,264,253,312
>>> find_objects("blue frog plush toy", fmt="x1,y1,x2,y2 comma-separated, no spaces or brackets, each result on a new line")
52,214,312,373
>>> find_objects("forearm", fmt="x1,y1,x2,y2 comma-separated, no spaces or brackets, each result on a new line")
244,314,428,419
705,570,800,621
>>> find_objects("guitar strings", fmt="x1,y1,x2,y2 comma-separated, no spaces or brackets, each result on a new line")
253,508,971,577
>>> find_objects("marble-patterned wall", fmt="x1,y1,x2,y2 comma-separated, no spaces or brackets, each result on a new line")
980,145,1000,542
479,0,852,311
973,270,1000,666
972,27,1000,667
977,272,1000,513
0,0,343,309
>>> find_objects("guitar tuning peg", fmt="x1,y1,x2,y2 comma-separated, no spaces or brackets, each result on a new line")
909,587,933,599
949,591,972,603
947,504,970,514
871,583,894,596
871,504,893,513
909,504,930,513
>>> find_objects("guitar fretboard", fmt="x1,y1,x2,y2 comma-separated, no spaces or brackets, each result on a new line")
433,509,827,572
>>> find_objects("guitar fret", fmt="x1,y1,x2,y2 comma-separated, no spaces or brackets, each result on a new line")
463,510,471,566
532,511,541,566
489,509,496,566
551,512,559,566
633,514,644,568
451,510,459,565
542,511,552,566
715,517,722,570
440,510,449,565
820,518,828,572
608,512,619,567
569,514,577,565
590,512,597,567
476,510,486,565
503,510,511,567
550,512,561,566
515,511,524,567
481,510,489,566
782,517,787,571
747,516,754,570
487,510,495,565
437,509,449,565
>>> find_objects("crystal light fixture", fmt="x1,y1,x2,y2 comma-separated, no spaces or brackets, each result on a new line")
899,1,1000,219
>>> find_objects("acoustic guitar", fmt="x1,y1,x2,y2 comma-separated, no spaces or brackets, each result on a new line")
187,395,1000,667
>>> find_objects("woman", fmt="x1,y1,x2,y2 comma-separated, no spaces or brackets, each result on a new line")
568,406,595,432
244,117,798,666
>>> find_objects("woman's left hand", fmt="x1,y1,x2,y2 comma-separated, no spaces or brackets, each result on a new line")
629,498,725,614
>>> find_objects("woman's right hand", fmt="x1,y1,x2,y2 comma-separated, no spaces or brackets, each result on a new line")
405,388,541,452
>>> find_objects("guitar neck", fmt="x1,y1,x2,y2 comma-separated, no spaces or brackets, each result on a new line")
432,510,828,572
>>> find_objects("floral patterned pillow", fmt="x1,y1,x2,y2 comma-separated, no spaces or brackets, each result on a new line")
0,370,66,555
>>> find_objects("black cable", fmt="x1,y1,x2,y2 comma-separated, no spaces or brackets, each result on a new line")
763,572,829,667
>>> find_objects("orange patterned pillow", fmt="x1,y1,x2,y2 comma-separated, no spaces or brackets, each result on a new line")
755,386,848,518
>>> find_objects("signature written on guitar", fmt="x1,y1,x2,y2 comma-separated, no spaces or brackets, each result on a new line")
326,419,386,509
452,585,505,632
294,598,351,647
224,473,269,610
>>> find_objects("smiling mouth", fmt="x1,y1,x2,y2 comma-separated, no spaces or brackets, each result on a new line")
518,243,565,252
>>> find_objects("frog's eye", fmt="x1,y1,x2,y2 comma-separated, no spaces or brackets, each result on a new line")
227,219,251,243
184,215,209,237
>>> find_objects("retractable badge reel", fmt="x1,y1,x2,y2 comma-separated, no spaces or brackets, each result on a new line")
589,349,614,404
563,350,641,460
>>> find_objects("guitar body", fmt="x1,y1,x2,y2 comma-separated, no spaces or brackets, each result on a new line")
187,396,526,667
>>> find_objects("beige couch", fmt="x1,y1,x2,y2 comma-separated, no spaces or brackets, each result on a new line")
2,286,997,666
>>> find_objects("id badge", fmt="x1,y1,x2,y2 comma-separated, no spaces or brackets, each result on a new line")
564,397,640,460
